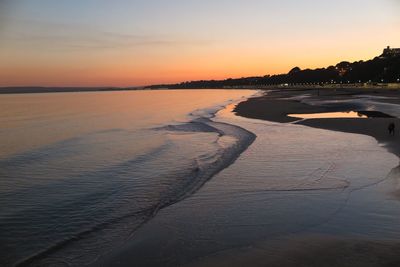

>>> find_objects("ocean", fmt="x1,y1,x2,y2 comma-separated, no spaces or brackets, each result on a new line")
0,90,255,266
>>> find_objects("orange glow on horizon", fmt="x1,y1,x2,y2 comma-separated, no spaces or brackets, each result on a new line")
0,44,389,87
1,2,399,87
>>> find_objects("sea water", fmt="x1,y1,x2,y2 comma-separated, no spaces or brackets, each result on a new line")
0,90,256,266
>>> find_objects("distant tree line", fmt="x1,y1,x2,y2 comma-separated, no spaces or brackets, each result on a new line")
147,54,400,89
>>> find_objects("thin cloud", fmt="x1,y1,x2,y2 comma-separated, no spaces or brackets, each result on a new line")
1,18,214,51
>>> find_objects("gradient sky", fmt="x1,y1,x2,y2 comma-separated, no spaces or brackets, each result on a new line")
0,0,399,86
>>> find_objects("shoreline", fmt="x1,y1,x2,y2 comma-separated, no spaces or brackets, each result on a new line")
95,90,400,267
1,85,400,95
183,88,400,267
235,88,400,158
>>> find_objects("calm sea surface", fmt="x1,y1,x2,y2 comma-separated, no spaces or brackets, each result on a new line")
0,90,255,266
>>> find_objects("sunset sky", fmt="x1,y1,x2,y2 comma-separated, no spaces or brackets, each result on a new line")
0,0,399,87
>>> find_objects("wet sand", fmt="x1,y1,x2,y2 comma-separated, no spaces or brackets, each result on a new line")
187,235,400,267
219,88,400,267
235,88,400,198
235,88,400,157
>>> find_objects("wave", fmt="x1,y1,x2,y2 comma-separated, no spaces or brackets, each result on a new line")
155,118,256,205
154,120,223,136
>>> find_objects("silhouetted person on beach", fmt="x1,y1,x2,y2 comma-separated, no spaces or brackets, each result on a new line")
388,123,395,136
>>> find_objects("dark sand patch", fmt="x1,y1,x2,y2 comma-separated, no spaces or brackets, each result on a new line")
358,111,395,118
234,97,329,123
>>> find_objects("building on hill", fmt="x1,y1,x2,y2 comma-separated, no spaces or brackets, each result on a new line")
335,61,352,77
382,46,400,57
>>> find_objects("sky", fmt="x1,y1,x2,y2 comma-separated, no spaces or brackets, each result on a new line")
0,0,399,87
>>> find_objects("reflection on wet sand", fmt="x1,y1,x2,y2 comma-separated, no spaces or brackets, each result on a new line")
288,111,368,119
